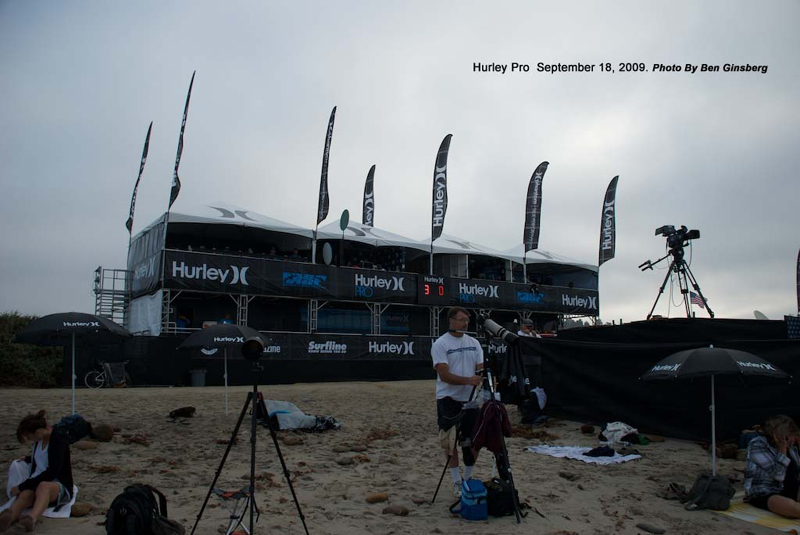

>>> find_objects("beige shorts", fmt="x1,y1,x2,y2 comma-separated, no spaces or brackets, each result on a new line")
438,426,458,453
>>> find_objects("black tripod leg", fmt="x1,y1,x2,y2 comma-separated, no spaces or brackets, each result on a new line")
257,396,310,535
683,263,715,318
499,438,522,524
250,384,258,534
431,424,461,505
190,392,253,535
647,264,675,319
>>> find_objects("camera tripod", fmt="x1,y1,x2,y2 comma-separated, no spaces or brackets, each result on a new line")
430,366,524,524
642,249,714,320
190,363,309,535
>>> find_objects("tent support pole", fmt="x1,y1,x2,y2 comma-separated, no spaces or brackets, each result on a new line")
711,374,717,476
71,332,76,415
224,347,229,415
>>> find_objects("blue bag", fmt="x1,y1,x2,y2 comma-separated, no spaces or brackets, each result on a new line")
449,479,488,521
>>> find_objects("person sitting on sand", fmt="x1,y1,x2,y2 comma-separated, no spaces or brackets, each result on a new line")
0,410,74,533
744,415,800,517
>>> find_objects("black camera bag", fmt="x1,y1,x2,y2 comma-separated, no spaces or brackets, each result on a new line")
105,483,184,535
484,477,526,517
684,474,735,511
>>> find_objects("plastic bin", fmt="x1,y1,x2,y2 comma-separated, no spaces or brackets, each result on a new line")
189,369,207,387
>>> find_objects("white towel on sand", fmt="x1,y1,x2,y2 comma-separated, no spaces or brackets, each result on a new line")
0,460,78,518
525,445,641,465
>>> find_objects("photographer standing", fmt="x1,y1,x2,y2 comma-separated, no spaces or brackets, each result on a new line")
432,307,483,498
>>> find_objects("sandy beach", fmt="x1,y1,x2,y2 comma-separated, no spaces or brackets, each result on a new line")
0,380,780,534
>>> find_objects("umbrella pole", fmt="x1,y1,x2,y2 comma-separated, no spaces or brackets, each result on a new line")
71,333,76,415
711,375,717,476
224,348,229,415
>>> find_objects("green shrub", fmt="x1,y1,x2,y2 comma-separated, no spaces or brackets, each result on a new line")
0,312,62,388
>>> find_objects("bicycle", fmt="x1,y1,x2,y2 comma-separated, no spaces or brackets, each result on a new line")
84,360,131,388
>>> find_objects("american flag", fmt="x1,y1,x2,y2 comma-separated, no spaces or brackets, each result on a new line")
689,291,706,309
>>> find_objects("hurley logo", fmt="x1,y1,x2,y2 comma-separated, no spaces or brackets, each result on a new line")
63,321,100,328
459,283,499,299
308,341,347,354
432,164,447,229
488,341,507,354
172,261,249,285
134,257,156,281
213,336,244,343
601,200,615,251
651,363,681,373
363,191,374,226
737,361,776,371
355,274,405,291
368,341,414,355
562,294,598,310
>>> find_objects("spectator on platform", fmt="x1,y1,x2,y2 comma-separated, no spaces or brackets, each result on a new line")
517,319,542,338
176,315,192,330
745,415,800,517
220,313,234,325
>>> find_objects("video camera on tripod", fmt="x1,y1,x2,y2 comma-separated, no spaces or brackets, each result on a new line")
639,225,700,271
639,224,713,320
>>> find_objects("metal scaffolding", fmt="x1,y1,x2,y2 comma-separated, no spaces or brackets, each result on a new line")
93,266,130,325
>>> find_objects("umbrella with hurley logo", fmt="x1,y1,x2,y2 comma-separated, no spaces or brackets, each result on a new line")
178,324,270,414
641,345,791,475
13,312,131,415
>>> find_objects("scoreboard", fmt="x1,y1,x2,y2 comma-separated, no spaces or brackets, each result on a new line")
417,275,450,305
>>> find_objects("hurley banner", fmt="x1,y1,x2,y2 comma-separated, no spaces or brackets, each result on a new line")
431,134,452,241
170,71,195,209
363,164,375,226
317,106,336,225
125,121,153,234
598,175,619,266
523,161,549,252
161,250,598,313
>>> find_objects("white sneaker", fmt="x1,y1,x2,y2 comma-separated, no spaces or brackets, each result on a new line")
452,481,462,499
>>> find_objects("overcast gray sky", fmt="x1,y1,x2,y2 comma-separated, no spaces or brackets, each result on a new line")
1,1,798,322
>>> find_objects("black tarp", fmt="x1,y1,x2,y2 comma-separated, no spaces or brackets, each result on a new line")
521,318,800,441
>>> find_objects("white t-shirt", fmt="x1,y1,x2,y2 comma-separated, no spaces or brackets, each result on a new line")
431,333,484,401
31,441,48,478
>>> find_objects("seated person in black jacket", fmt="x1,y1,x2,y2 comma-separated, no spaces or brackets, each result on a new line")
0,410,73,533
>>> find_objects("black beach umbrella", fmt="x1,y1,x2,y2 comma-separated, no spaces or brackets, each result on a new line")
177,324,269,414
641,345,790,475
13,312,132,415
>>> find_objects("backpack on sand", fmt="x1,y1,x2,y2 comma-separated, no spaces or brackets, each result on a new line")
684,474,735,511
53,414,93,444
105,483,185,535
449,479,488,521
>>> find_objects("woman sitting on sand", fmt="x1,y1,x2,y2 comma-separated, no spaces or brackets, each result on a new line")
745,414,800,517
0,410,74,532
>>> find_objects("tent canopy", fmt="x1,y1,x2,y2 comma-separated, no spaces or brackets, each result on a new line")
165,202,314,239
317,220,430,252
502,244,598,273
